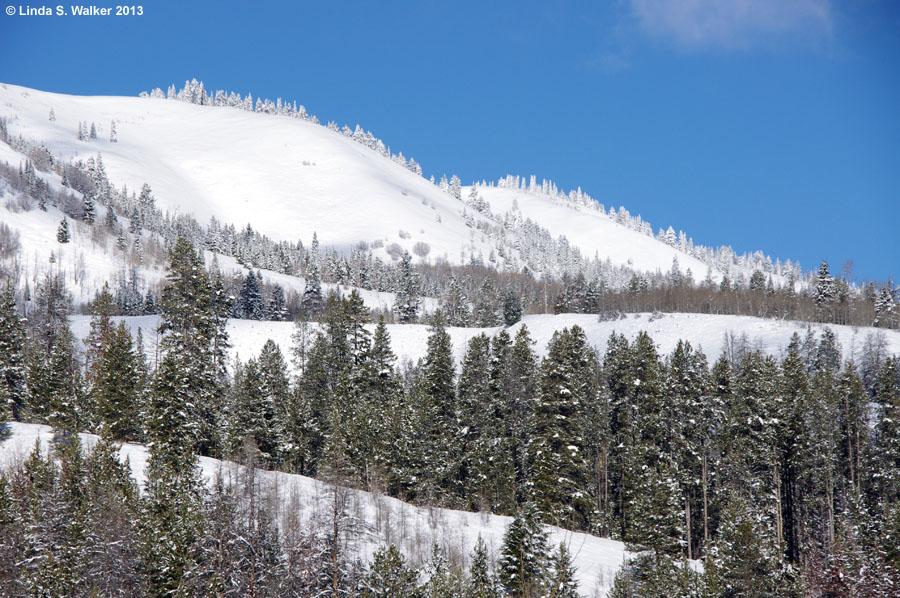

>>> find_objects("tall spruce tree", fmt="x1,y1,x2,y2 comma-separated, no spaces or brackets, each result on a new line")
0,285,27,420
527,326,598,531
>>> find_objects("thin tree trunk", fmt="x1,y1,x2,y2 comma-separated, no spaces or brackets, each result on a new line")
702,440,709,554
685,495,693,560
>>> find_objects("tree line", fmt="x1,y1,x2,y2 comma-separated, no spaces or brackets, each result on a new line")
2,238,900,596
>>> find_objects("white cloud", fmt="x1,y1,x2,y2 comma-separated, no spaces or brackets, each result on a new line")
630,0,832,49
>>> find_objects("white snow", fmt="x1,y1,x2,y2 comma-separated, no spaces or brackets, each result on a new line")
2,82,743,280
1,422,629,596
69,312,900,375
473,184,715,282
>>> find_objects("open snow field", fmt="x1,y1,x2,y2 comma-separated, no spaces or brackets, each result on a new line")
69,312,900,374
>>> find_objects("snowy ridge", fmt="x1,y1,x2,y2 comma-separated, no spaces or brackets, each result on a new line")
1,82,760,283
1,422,629,597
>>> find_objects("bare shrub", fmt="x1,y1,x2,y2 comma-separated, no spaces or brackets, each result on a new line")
0,222,20,259
412,241,431,259
386,243,403,260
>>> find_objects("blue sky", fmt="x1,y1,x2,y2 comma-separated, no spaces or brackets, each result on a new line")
1,0,898,282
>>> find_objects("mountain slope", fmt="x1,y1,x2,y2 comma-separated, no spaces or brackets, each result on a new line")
1,422,630,597
1,82,746,280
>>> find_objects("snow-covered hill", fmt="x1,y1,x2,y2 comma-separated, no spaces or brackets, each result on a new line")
69,312,900,375
1,82,749,281
1,422,629,597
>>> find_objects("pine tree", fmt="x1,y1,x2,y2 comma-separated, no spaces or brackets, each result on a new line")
57,218,70,243
156,238,229,457
360,545,422,598
301,233,325,317
394,251,420,323
237,270,266,320
527,326,598,531
47,322,82,436
399,311,457,501
423,544,465,598
457,333,514,511
83,192,95,225
498,504,548,598
502,290,523,326
92,322,142,440
268,283,288,321
546,543,579,598
441,275,470,327
0,285,28,420
468,536,499,598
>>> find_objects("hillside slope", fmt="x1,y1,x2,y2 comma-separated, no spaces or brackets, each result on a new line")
1,422,629,597
1,82,737,280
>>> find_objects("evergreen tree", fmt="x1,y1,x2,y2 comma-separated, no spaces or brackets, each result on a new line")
467,536,499,598
528,326,598,531
360,545,422,598
404,311,457,501
546,543,579,598
237,270,266,320
156,238,229,457
268,283,288,321
394,251,420,323
0,285,28,420
83,192,95,225
498,504,548,598
301,233,325,317
57,218,70,243
502,290,523,326
47,322,82,436
92,321,142,440
457,333,514,511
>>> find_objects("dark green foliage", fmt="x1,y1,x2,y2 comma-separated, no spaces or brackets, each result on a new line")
547,543,579,598
468,536,500,598
0,284,27,420
498,504,548,598
91,321,142,440
361,545,422,598
394,250,420,323
528,326,598,530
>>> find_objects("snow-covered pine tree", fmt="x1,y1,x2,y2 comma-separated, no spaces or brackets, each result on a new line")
359,545,421,598
109,120,117,142
498,503,549,598
449,174,462,200
467,535,500,598
268,283,288,321
83,191,95,225
91,321,142,441
527,326,598,531
546,543,579,598
394,251,420,323
57,218,70,243
301,234,324,317
237,270,266,320
0,285,28,420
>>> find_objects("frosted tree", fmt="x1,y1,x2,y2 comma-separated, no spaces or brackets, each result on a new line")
89,122,97,139
109,120,117,142
498,503,548,598
301,234,324,316
393,251,420,323
56,219,70,243
0,285,28,420
449,174,462,200
48,108,55,121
